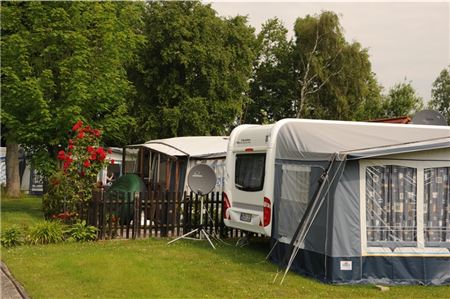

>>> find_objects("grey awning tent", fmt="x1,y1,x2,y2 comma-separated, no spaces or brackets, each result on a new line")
243,119,450,285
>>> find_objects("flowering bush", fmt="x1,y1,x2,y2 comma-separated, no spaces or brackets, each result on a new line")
43,120,113,219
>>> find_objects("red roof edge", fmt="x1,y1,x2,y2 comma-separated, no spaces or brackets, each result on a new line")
368,116,411,124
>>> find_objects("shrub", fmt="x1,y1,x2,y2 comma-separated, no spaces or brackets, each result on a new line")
28,220,66,245
66,220,98,242
1,226,23,248
43,172,74,219
43,120,113,218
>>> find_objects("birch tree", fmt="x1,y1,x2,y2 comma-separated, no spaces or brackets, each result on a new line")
293,12,383,120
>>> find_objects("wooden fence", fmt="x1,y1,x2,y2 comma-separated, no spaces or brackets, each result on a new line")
78,190,246,240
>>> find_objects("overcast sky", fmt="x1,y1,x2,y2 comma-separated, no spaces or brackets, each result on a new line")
209,1,450,101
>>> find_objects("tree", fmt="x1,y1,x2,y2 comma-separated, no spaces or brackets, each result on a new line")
129,1,257,140
382,81,424,117
429,65,450,124
1,2,144,195
293,12,383,120
244,18,296,124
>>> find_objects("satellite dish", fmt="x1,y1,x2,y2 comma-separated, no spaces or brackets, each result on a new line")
412,110,447,126
187,164,217,195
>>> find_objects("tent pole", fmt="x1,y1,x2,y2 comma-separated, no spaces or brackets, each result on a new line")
175,160,180,193
139,149,144,178
165,158,171,191
121,147,126,176
157,153,160,188
265,239,280,260
148,150,152,186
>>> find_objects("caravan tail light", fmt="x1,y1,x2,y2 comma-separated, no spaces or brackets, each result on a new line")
223,192,231,220
263,197,271,227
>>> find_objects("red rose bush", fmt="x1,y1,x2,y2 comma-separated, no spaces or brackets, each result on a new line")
43,120,113,220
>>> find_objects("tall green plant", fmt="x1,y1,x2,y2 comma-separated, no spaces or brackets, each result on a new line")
383,81,423,117
1,1,144,191
1,226,23,248
246,18,297,124
43,120,113,217
129,1,256,140
28,221,66,245
429,65,450,124
66,221,98,242
293,11,383,120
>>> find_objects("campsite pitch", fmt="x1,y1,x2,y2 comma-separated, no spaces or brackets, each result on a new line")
1,197,449,298
2,239,449,299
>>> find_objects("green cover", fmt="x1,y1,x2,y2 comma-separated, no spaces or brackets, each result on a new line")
106,174,146,224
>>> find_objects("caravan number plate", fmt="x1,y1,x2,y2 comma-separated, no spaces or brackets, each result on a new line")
240,213,252,222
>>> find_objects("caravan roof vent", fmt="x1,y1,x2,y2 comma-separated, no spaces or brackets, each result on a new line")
411,110,447,126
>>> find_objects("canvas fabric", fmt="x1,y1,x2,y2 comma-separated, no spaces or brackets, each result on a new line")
273,119,450,161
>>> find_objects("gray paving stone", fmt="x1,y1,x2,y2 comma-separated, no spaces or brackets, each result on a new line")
1,262,29,299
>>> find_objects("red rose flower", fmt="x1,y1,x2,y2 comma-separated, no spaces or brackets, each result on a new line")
68,145,74,150
90,152,97,161
68,139,74,145
72,120,83,131
92,129,101,137
83,160,91,168
111,159,115,165
96,147,106,160
107,148,112,154
87,146,95,153
57,150,66,160
77,131,84,139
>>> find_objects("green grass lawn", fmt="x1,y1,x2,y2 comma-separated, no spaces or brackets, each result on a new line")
1,195,43,229
2,239,449,299
1,196,449,298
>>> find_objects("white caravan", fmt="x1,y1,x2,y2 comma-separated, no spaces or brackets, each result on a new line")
223,119,450,237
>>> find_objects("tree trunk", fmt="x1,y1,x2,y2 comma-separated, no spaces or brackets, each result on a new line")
6,140,21,198
296,84,307,118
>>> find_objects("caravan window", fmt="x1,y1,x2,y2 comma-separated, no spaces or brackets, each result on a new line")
424,167,450,245
365,165,417,246
235,154,266,191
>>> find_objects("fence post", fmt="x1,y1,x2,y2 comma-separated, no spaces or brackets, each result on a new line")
100,191,106,240
143,191,148,238
220,192,225,238
107,193,113,239
133,192,141,239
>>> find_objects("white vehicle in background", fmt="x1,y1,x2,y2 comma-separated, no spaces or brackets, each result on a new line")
223,118,450,237
223,123,276,236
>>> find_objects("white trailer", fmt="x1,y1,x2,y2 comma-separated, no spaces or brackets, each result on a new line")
223,119,450,237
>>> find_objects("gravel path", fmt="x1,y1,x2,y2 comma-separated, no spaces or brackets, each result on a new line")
1,262,30,299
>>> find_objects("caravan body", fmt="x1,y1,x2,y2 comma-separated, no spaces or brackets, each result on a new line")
224,119,450,237
224,119,450,285
223,124,276,235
